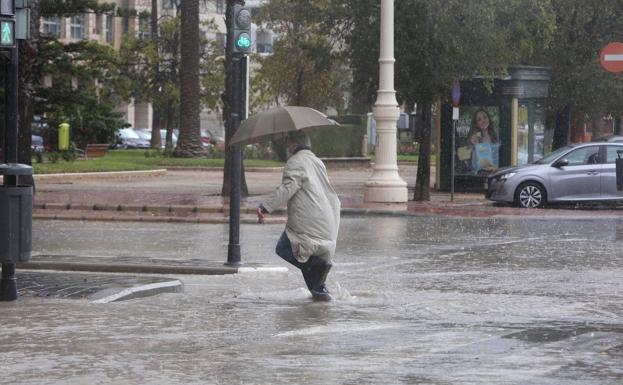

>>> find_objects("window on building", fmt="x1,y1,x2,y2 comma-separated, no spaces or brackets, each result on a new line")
70,15,85,39
138,15,150,39
42,17,62,38
95,14,103,34
105,15,113,43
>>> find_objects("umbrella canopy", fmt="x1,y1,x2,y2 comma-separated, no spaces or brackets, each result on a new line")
229,106,339,146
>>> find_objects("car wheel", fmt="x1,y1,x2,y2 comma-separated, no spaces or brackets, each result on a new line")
515,182,546,208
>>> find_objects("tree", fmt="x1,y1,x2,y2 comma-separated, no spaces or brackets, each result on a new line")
249,0,349,161
119,9,224,151
543,1,623,148
336,0,554,200
254,0,348,111
120,15,180,149
399,0,554,200
175,0,205,157
35,38,128,148
327,0,379,114
17,0,126,157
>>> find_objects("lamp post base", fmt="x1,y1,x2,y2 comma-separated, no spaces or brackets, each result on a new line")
364,181,408,203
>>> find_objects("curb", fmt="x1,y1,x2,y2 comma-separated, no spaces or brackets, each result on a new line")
32,212,287,224
18,260,289,276
18,261,240,275
34,169,168,181
91,280,184,303
164,166,284,172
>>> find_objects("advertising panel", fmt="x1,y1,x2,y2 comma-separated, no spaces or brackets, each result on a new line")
454,106,500,176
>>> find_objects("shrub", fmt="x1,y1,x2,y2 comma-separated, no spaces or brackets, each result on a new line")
61,143,78,162
47,151,61,163
206,144,225,159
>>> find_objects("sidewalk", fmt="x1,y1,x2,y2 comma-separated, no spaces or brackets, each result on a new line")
32,165,623,221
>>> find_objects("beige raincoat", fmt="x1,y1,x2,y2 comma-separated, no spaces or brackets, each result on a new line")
261,149,341,263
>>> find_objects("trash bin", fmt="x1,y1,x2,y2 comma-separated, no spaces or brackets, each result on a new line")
58,122,69,151
0,164,32,263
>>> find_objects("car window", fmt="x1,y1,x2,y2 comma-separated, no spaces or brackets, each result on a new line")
564,146,600,166
535,145,573,164
605,145,623,163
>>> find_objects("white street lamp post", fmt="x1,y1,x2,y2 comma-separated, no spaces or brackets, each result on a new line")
364,0,408,203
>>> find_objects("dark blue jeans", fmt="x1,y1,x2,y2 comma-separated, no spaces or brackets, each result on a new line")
275,232,331,292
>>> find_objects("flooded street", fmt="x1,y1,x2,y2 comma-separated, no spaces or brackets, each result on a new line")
1,216,622,384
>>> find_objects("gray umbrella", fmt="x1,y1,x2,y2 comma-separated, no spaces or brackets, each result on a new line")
229,106,340,146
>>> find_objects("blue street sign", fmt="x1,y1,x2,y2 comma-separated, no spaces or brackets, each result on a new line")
451,81,460,107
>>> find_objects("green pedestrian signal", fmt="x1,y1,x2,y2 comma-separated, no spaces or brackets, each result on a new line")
0,19,14,47
230,5,252,54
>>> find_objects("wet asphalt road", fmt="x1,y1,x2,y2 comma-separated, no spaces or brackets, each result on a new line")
0,215,622,384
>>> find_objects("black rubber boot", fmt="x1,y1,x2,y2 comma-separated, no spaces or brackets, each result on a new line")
302,256,332,301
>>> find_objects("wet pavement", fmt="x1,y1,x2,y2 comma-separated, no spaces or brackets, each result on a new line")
1,215,621,384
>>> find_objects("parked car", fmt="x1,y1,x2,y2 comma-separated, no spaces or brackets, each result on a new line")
133,128,178,149
486,142,623,208
31,134,44,153
201,129,225,149
160,129,178,148
115,128,150,149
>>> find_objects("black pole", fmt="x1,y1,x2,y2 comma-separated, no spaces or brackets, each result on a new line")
226,54,243,266
451,118,456,202
1,46,19,301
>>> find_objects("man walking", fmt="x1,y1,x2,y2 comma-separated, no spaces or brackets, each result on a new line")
257,131,340,301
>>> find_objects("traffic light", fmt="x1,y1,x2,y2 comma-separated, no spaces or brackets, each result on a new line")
230,4,252,54
0,0,14,48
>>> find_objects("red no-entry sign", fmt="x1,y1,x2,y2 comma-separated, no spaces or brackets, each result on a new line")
600,42,623,73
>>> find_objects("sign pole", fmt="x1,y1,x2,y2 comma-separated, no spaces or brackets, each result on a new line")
1,45,19,301
451,81,461,202
451,118,456,202
226,53,242,266
225,2,252,266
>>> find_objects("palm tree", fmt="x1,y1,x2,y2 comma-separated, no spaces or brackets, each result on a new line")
175,0,204,157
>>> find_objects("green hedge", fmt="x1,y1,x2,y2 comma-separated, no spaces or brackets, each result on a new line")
309,115,366,157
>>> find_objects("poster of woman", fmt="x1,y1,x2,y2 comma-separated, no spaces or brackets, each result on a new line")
454,107,500,176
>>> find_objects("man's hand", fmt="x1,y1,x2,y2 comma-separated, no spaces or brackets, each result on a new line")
256,207,266,224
